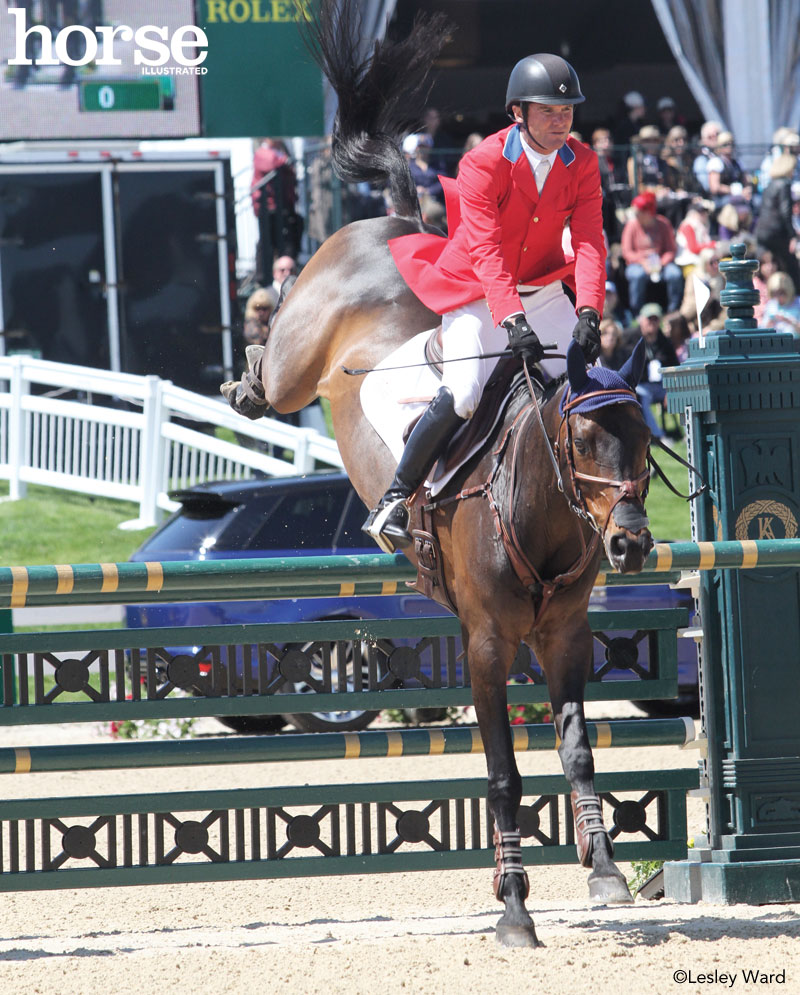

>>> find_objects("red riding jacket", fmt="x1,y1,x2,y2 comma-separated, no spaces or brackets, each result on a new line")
389,126,607,325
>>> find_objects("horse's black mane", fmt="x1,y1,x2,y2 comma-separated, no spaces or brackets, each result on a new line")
301,0,452,220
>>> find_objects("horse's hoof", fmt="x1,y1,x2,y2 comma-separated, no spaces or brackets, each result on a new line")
496,921,542,948
219,380,268,420
588,874,633,904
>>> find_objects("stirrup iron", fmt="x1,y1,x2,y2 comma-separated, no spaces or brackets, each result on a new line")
364,497,409,553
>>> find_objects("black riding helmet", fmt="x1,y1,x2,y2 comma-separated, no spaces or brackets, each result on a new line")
505,54,585,116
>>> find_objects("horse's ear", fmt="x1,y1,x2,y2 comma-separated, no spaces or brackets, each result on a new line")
619,338,646,388
566,339,589,392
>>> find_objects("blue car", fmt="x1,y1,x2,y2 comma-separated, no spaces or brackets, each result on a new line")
126,473,454,733
126,473,699,732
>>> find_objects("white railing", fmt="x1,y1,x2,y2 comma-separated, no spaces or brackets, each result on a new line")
0,356,343,530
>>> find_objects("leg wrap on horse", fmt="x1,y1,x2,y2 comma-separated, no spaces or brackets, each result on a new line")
492,827,530,902
220,345,269,420
571,791,613,868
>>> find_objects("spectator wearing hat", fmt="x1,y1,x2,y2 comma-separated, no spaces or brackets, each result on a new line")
692,120,723,193
758,128,800,193
706,131,752,208
655,96,685,136
621,190,684,314
633,302,680,439
603,278,633,327
627,125,671,192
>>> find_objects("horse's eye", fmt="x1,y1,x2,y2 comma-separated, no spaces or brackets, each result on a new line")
574,439,589,456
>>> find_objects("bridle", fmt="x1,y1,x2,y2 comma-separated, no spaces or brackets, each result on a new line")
526,366,650,539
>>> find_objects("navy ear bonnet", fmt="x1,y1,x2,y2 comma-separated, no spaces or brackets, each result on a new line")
560,339,646,416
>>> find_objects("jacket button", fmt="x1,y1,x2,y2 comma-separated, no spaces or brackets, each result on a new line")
533,217,539,223
522,246,528,252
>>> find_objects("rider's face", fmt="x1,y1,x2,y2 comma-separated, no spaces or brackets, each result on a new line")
513,102,574,154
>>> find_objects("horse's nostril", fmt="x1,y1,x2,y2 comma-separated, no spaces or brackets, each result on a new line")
609,533,627,558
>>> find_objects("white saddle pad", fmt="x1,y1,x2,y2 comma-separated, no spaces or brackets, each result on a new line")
360,329,507,498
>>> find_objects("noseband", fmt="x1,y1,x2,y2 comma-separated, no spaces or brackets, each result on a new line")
554,387,650,537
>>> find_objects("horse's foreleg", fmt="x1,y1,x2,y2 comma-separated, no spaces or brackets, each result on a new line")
539,622,633,904
469,630,541,948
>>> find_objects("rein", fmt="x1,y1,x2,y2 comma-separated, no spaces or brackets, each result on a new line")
528,367,649,538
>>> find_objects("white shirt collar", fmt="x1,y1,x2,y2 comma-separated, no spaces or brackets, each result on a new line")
519,140,558,174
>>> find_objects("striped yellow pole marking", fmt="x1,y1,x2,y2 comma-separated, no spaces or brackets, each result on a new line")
339,582,356,597
471,727,484,753
381,581,398,595
512,725,529,752
14,748,31,773
343,733,361,759
386,731,403,757
697,542,716,571
428,730,445,755
101,563,119,593
739,540,759,569
654,543,672,572
145,562,164,592
10,566,28,608
55,564,74,594
595,722,613,749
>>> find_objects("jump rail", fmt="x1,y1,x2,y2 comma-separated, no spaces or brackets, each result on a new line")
0,540,795,609
0,544,714,892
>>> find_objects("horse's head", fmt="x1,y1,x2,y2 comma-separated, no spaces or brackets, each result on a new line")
560,340,653,574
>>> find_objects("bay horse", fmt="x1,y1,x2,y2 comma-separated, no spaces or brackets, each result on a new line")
223,0,653,947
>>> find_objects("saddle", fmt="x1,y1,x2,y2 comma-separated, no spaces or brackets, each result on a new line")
408,357,544,614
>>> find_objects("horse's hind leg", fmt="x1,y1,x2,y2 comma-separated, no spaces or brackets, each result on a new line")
537,622,633,904
467,625,541,948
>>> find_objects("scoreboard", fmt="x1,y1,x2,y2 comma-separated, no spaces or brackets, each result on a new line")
0,1,324,140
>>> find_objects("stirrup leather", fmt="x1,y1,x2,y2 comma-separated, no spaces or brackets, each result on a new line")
492,827,530,902
363,497,409,553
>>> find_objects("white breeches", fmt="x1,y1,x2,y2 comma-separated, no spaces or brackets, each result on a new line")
440,281,577,419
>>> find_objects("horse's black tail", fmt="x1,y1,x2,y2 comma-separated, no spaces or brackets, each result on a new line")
302,0,451,222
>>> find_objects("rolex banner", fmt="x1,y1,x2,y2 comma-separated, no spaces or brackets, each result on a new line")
197,0,324,137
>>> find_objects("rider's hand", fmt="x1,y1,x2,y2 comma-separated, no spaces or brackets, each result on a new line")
502,313,544,365
572,308,601,363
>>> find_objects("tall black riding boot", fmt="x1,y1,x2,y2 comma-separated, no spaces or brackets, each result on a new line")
363,386,466,552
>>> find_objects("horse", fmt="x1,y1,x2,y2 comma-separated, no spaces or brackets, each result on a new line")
223,0,654,947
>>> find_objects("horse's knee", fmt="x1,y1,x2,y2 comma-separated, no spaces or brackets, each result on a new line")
488,770,523,816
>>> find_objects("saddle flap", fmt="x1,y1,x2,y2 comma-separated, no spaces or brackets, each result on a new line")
434,359,539,478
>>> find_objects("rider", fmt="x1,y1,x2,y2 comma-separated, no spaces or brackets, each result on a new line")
364,53,607,552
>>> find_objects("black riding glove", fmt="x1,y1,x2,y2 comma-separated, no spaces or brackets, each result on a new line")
503,313,544,365
573,309,601,363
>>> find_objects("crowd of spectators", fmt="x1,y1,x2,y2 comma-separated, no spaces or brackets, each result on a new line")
253,97,800,441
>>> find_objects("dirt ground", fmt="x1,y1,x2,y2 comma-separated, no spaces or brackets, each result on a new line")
1,705,799,995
